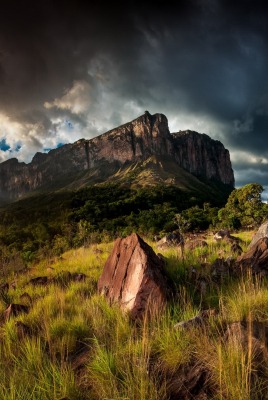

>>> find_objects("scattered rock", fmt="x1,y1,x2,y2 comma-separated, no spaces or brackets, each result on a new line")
237,237,268,276
224,320,268,347
214,230,230,241
3,304,29,321
161,359,213,400
98,233,172,320
249,220,268,248
174,309,217,330
52,271,87,286
214,230,241,243
211,258,230,282
72,273,87,282
156,231,183,249
185,240,208,251
224,320,268,386
28,276,49,286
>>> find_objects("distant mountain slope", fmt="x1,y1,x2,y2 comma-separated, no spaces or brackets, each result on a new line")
0,112,234,204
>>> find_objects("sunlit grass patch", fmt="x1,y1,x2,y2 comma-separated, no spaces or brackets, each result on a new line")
222,274,268,322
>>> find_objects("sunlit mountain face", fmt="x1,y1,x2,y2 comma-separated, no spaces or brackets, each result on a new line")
0,0,268,191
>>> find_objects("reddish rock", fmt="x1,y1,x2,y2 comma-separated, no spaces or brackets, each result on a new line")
98,233,171,320
237,237,268,275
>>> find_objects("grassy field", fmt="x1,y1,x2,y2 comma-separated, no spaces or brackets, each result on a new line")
1,230,268,399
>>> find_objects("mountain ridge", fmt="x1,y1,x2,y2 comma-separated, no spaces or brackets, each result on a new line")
0,112,234,204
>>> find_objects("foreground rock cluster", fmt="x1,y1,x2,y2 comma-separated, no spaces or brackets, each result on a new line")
96,226,268,398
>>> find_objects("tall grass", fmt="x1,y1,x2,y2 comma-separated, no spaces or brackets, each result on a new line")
0,232,267,399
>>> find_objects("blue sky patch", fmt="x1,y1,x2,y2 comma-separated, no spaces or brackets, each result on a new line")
0,139,11,152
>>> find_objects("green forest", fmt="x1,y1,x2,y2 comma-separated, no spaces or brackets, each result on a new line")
0,182,266,274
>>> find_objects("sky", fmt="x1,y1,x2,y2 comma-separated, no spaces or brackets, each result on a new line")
0,0,268,192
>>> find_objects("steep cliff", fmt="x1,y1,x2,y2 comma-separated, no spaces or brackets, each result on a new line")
172,130,234,185
0,112,234,203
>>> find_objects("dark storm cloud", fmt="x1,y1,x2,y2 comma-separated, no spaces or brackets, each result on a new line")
0,0,268,187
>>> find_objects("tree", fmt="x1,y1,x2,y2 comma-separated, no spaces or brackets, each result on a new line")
218,183,266,228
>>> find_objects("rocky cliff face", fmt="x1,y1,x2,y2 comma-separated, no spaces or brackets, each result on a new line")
0,112,234,203
172,130,234,185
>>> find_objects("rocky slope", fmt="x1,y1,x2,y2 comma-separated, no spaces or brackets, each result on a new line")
0,112,234,203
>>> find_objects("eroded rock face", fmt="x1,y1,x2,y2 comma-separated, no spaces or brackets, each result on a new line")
237,237,268,276
98,233,171,320
249,221,268,248
0,112,234,203
172,130,234,185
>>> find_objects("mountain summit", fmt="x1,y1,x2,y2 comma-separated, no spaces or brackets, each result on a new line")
0,112,234,204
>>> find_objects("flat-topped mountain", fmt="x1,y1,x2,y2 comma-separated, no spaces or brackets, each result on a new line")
0,112,234,204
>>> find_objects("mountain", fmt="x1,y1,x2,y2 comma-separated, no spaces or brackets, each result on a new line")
0,112,234,204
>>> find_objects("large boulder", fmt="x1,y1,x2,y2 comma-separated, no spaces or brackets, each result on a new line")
98,233,171,320
237,237,268,276
249,221,268,248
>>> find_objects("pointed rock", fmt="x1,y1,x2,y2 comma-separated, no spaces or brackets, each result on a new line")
98,233,171,320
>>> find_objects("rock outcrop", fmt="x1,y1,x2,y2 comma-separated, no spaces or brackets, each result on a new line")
172,130,234,186
249,220,268,248
237,237,268,276
98,233,171,320
0,112,234,203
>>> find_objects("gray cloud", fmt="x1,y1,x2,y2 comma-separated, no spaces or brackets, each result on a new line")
0,0,268,189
